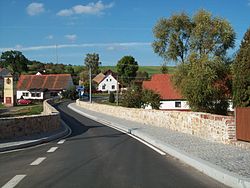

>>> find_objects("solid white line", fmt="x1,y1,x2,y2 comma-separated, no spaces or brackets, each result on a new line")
57,139,65,144
30,157,46,166
47,147,58,153
2,175,26,188
129,134,166,155
107,123,166,156
68,104,166,156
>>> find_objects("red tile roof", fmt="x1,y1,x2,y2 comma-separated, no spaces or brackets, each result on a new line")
17,74,73,91
142,74,183,100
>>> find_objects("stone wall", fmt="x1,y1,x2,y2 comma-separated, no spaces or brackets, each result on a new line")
76,100,236,144
0,99,60,140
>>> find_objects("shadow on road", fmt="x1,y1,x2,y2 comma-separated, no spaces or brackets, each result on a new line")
53,101,108,138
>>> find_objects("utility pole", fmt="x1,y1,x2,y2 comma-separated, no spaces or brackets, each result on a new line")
116,74,119,106
56,44,58,64
89,67,92,103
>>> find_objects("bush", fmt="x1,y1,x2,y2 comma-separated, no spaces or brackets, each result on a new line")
120,86,161,109
141,89,161,109
62,86,78,100
109,92,115,103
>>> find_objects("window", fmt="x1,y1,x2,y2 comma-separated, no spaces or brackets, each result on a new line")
31,92,36,97
112,85,115,89
106,79,108,82
102,85,106,90
36,93,41,97
22,92,29,97
110,79,112,81
175,101,181,108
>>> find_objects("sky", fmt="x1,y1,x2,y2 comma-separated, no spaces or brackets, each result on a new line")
0,0,249,66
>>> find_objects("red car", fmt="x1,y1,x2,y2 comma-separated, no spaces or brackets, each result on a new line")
17,99,32,105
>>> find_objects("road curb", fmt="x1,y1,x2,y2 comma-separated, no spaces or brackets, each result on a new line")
0,120,71,153
69,103,250,188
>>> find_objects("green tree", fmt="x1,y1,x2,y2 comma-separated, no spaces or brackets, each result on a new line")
62,86,78,100
109,92,115,103
152,13,192,63
121,85,142,108
141,89,161,109
153,10,235,115
117,56,139,86
233,28,250,107
84,53,101,75
161,62,168,74
153,10,235,63
0,50,29,78
173,55,231,115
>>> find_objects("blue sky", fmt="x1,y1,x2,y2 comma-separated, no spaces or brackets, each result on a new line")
0,0,249,66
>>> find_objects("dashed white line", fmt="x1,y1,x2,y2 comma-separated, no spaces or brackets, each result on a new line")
30,157,46,166
57,139,65,144
2,175,26,188
47,147,58,153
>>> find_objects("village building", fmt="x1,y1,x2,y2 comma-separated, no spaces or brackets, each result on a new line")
142,74,190,110
93,70,119,93
0,68,10,100
16,73,73,100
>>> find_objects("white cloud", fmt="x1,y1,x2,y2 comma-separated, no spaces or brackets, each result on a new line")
57,1,114,16
45,35,54,40
64,34,77,42
57,9,73,16
26,3,44,16
0,42,150,52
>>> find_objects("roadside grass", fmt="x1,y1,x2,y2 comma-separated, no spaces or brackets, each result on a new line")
0,103,5,109
0,104,43,118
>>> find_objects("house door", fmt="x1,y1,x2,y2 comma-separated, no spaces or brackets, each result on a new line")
5,97,11,104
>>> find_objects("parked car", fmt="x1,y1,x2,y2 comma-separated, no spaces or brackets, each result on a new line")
17,99,32,105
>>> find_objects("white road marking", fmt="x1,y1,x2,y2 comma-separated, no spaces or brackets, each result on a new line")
129,134,166,155
57,139,65,144
106,123,166,156
68,104,166,156
30,157,46,166
47,147,58,153
2,175,26,188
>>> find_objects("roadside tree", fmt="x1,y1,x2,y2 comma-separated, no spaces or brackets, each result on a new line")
153,10,235,115
233,28,250,107
117,56,139,86
84,53,101,75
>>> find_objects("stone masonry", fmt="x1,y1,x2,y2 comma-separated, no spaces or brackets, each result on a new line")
76,100,236,144
0,99,60,140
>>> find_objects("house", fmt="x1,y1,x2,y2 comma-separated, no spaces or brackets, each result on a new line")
0,68,10,100
142,74,190,110
16,73,73,100
93,70,119,92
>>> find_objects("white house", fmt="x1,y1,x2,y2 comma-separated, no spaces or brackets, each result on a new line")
142,74,190,110
16,73,73,100
97,74,118,92
93,70,119,93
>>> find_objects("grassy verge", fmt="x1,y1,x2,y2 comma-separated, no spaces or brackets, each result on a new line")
0,104,43,118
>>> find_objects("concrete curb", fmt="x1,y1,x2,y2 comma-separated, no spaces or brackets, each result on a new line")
69,103,250,188
0,120,71,153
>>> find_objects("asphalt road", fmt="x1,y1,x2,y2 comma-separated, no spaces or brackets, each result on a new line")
0,101,227,188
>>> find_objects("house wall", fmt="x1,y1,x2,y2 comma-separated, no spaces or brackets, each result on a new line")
98,75,118,92
76,100,236,145
17,90,44,100
160,100,190,110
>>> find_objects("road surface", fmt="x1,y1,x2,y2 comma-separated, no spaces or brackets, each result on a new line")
0,101,227,188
